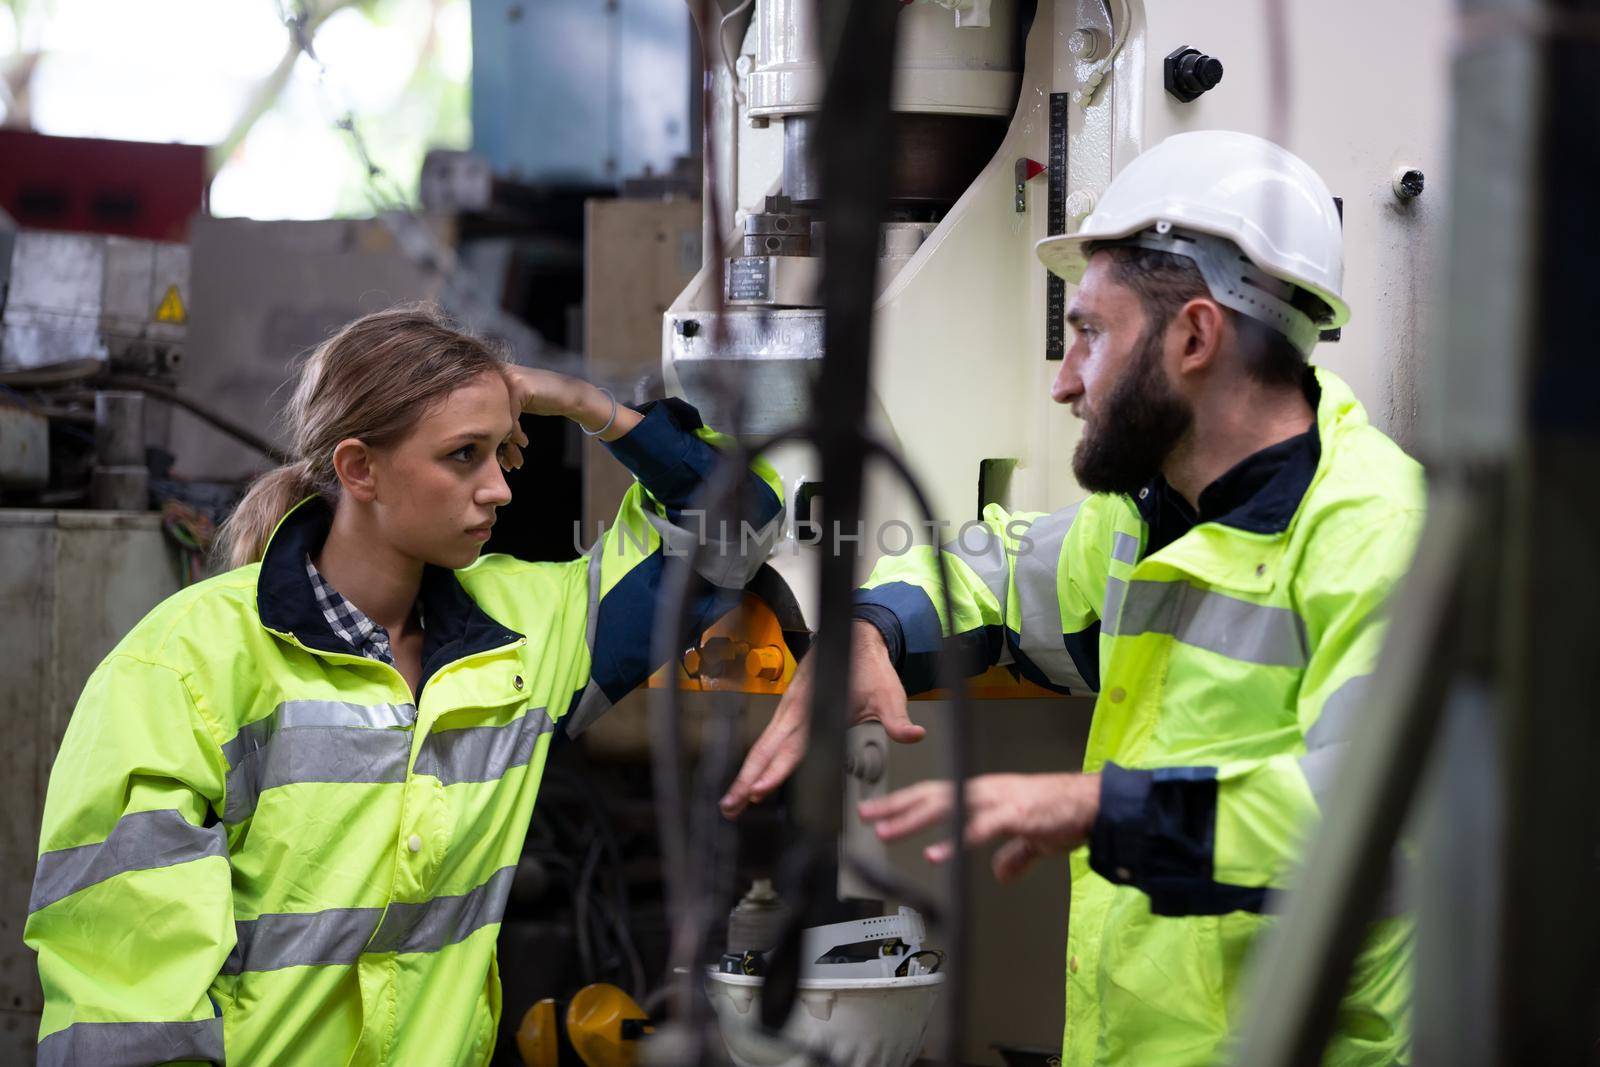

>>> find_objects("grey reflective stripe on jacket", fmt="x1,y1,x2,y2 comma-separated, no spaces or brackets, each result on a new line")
37,1017,224,1067
942,522,1011,612
644,507,783,590
565,549,610,737
221,700,419,823
1299,672,1370,803
30,809,227,914
224,864,516,974
1296,672,1408,916
414,709,555,785
1111,531,1140,565
1104,579,1309,668
1010,505,1089,691
221,700,417,766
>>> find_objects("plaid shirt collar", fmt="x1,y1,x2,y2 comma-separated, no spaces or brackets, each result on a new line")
304,554,398,665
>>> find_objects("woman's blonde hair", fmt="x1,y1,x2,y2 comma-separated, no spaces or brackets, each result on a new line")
216,303,506,569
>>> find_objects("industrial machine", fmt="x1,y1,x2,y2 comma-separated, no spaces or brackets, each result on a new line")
655,0,1448,1063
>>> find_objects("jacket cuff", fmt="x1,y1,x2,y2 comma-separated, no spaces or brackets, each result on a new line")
853,583,943,694
1088,763,1268,917
1088,762,1158,887
601,398,713,511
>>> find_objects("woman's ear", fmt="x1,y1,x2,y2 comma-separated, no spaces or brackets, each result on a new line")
332,438,379,502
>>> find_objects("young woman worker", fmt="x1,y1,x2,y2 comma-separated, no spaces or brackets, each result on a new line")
23,306,782,1066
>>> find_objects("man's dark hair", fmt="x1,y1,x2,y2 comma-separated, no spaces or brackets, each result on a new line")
1084,242,1314,389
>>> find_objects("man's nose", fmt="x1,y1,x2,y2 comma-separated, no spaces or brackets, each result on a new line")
1051,355,1083,407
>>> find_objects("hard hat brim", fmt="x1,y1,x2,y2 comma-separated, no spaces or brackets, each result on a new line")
1034,232,1095,284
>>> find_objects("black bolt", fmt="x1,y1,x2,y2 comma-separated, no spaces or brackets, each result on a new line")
677,319,699,338
1164,46,1224,103
1395,169,1425,200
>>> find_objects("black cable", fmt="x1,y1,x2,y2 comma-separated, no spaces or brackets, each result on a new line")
99,375,291,464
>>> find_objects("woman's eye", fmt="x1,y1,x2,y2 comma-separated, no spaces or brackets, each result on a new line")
450,445,476,462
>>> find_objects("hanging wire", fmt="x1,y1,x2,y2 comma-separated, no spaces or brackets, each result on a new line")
275,0,412,213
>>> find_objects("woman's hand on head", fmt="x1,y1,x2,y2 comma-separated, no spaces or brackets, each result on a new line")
500,365,641,448
497,368,532,471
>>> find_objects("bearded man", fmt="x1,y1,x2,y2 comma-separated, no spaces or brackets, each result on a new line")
721,131,1424,1066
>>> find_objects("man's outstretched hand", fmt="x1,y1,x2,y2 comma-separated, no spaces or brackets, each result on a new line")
719,621,924,817
859,772,1101,883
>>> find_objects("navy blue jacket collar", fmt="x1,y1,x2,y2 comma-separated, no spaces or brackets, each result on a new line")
256,497,520,679
1135,369,1322,552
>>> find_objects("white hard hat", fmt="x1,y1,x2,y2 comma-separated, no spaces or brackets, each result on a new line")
1036,130,1349,354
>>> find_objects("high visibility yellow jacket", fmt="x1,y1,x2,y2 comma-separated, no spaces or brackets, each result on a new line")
25,399,782,1067
853,369,1424,1066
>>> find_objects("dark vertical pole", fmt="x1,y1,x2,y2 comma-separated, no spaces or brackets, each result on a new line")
756,0,910,1044
1496,5,1600,1061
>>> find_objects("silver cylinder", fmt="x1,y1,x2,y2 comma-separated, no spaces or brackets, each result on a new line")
95,391,145,467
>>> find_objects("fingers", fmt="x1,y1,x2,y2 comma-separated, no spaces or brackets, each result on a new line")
719,709,804,818
874,698,927,744
859,781,955,842
991,837,1042,883
961,804,1014,850
721,656,818,817
924,834,1043,881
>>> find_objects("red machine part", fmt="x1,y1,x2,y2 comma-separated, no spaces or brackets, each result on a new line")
0,130,209,241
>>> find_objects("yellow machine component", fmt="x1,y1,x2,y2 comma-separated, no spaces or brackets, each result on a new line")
517,984,653,1067
567,984,653,1067
517,999,561,1067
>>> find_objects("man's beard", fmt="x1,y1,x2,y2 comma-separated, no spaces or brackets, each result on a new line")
1071,325,1193,496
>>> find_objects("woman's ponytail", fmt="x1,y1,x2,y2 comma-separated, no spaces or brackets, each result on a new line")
215,459,321,570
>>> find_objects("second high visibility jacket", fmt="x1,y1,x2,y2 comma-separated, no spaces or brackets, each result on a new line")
24,399,782,1067
854,369,1424,1066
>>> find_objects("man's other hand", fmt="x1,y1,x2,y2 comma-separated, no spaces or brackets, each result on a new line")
859,772,1101,883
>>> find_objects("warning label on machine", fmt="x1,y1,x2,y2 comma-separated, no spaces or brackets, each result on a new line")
154,285,188,325
726,258,770,302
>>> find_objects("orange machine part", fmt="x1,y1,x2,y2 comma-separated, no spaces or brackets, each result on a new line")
650,594,1059,699
647,592,796,695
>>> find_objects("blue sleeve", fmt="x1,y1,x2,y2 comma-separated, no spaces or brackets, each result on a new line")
602,397,782,530
1088,762,1269,916
851,583,1002,696
564,398,784,735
